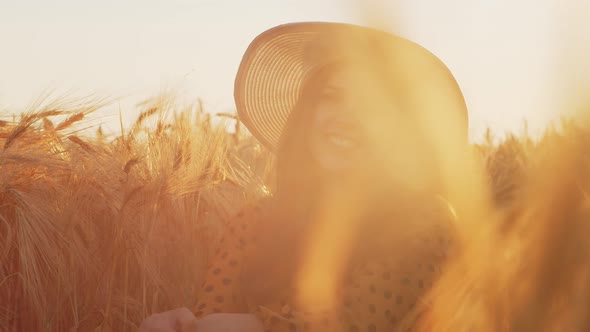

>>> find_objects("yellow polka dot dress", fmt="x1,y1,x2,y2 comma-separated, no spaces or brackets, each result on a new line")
193,200,456,331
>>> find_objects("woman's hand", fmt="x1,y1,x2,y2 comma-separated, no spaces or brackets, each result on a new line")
197,313,265,332
138,308,198,332
138,309,265,332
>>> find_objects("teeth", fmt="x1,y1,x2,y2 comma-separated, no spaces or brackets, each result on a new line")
328,135,357,148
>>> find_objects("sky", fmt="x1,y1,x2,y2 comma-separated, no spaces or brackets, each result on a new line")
1,0,589,141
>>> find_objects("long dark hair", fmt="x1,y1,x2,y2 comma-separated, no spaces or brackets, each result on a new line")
240,66,336,302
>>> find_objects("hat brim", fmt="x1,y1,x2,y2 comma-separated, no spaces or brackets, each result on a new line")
234,21,468,152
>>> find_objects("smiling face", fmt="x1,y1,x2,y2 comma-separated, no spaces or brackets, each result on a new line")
307,65,390,173
303,63,441,196
274,60,445,213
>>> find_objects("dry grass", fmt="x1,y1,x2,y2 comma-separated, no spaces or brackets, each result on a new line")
0,95,588,331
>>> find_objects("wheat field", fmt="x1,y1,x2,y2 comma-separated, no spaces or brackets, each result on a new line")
0,95,588,331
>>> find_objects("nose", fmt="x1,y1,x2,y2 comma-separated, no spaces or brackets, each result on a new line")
328,118,357,133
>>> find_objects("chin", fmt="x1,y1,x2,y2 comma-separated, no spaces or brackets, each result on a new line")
317,157,357,172
322,166,355,174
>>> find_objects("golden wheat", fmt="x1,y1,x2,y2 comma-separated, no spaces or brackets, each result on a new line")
0,95,588,331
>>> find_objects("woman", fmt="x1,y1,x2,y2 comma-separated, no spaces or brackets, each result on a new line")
139,21,468,332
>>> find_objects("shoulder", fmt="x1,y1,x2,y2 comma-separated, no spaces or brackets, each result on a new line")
414,195,458,242
384,195,459,264
207,198,274,267
396,194,458,242
220,196,275,244
406,195,459,267
417,195,457,228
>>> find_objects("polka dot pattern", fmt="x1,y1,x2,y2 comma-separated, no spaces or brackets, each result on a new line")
192,199,456,331
191,204,262,318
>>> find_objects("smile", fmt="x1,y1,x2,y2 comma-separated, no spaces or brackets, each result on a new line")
326,133,359,149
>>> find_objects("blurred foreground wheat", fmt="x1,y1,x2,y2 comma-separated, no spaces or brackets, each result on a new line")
0,96,588,331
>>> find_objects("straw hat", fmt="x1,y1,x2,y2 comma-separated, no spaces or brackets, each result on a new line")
234,21,468,152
